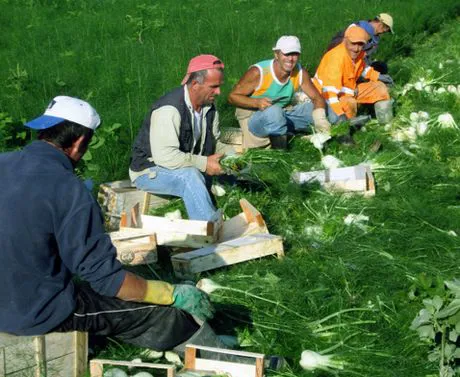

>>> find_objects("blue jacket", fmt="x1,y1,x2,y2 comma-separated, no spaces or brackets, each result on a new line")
0,141,126,335
355,21,380,61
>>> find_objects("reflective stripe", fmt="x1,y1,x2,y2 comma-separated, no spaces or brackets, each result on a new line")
314,73,323,86
361,66,371,78
326,97,339,104
322,86,339,94
340,87,355,95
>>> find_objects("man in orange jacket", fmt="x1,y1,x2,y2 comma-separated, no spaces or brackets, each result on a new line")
313,25,393,125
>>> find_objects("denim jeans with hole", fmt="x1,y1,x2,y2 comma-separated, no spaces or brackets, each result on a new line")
133,166,217,221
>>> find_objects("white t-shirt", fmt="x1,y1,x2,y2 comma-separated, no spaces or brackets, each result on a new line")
193,109,202,145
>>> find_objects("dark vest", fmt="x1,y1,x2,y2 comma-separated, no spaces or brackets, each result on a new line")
130,87,216,172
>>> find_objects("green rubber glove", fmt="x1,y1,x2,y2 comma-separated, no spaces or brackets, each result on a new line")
172,284,215,321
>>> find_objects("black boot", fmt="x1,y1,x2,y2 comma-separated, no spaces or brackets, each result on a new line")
173,321,230,358
269,135,288,150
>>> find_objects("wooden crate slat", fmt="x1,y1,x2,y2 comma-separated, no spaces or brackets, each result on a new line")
112,237,157,265
0,348,5,376
90,358,176,377
45,332,73,359
239,199,266,227
0,332,87,377
193,359,256,377
3,338,37,374
157,233,215,248
110,229,156,241
74,331,88,377
183,345,264,377
219,213,268,243
34,336,46,377
172,233,284,277
110,228,158,266
139,214,222,248
140,215,213,236
98,180,170,229
45,353,74,377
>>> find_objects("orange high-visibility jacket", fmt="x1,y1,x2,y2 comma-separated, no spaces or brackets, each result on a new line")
313,43,380,116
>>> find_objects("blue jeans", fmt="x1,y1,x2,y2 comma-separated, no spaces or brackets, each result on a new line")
133,166,217,221
248,102,315,137
248,102,345,136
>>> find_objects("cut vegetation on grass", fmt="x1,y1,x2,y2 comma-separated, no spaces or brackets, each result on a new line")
1,1,460,376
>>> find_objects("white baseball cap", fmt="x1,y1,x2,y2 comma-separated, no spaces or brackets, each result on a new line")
272,36,301,54
25,96,101,130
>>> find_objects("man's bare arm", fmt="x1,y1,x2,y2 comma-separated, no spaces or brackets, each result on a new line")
116,271,148,302
300,68,327,109
228,67,273,110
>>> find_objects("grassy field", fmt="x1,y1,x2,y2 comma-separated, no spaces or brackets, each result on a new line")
1,1,460,376
1,0,459,181
207,18,459,377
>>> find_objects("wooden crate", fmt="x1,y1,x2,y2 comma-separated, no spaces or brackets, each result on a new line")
98,180,170,229
138,214,223,248
90,358,175,377
123,196,267,250
90,345,266,377
172,233,284,278
181,344,265,377
0,331,87,377
292,164,375,197
220,127,244,153
109,228,157,265
218,199,268,242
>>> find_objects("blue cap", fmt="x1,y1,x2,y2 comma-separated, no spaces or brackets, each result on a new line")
357,21,375,37
25,115,65,130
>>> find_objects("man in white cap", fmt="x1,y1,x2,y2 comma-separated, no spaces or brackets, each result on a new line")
327,13,394,75
228,36,330,150
0,96,228,354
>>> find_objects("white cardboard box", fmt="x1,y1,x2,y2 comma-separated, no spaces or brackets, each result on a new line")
292,164,375,197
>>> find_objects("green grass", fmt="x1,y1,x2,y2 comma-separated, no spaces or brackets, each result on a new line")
1,0,459,182
207,19,460,376
1,1,460,376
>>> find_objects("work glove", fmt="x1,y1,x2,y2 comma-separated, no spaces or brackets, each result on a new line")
172,284,215,321
143,280,175,305
312,108,331,134
378,73,394,86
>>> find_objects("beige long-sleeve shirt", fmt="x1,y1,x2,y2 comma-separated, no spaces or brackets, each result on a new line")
129,86,229,182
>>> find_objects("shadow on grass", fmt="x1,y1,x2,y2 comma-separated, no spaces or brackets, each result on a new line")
210,303,253,338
